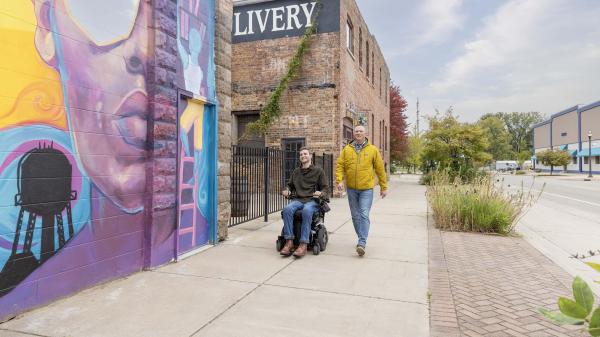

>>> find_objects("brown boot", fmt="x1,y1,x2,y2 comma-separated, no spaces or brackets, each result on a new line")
293,243,307,258
280,240,293,256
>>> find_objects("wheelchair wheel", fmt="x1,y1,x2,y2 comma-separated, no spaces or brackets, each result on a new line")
313,243,320,255
276,237,285,252
317,228,328,252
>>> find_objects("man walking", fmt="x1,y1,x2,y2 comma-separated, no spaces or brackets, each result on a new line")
336,125,387,256
280,147,329,258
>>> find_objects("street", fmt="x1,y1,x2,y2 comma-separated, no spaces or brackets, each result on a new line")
500,173,600,295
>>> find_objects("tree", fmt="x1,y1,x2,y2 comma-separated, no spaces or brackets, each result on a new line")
477,116,514,161
422,110,491,180
537,149,571,175
517,150,531,169
482,112,544,154
404,135,423,173
389,83,409,163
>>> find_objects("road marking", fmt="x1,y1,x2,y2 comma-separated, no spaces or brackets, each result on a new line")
531,189,600,208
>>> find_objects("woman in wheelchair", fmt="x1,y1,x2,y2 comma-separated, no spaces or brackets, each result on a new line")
279,147,329,258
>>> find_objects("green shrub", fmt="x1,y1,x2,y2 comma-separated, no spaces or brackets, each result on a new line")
540,275,600,336
515,170,526,175
426,170,537,234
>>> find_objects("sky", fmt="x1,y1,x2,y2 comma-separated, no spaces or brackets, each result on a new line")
355,0,600,130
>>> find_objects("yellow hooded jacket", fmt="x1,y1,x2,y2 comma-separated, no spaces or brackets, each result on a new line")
335,139,387,191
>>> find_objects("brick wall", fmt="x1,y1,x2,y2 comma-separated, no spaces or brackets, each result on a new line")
216,0,233,240
338,0,391,170
232,0,391,177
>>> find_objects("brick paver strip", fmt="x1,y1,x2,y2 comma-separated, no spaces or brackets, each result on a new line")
428,215,588,337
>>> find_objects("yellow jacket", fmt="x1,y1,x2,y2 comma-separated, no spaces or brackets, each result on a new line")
335,140,387,191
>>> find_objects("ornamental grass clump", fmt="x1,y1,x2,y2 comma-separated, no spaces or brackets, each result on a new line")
426,170,538,234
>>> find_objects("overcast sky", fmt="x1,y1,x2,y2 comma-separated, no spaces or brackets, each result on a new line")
355,0,600,129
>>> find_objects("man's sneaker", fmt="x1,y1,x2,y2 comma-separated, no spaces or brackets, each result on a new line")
356,245,365,257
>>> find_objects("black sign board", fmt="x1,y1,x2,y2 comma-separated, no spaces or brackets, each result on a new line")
233,0,340,43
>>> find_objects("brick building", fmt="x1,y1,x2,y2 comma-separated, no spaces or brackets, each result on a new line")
231,0,391,171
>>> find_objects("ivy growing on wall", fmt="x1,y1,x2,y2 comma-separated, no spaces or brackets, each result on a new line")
245,0,322,135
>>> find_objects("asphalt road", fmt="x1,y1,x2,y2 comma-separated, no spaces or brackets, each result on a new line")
498,173,600,294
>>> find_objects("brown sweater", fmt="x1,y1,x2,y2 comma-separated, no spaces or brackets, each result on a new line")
287,165,329,203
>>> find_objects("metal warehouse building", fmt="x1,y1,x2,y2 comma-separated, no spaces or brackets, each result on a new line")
532,100,600,174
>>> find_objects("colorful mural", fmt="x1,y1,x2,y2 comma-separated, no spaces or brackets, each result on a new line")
0,0,218,318
0,0,149,313
175,0,218,254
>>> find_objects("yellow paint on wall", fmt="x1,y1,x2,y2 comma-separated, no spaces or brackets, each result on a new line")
0,3,67,130
180,99,204,151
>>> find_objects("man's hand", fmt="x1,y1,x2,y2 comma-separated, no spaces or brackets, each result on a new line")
282,190,290,197
337,182,344,192
313,191,322,197
380,189,387,198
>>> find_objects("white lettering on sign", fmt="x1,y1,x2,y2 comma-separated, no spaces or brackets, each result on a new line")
234,1,317,36
286,5,301,30
300,2,316,27
272,7,285,31
256,9,270,33
234,12,247,36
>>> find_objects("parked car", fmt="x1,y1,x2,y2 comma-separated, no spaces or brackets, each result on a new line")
495,160,518,171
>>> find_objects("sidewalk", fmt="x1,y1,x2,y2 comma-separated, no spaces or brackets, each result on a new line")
0,175,430,337
429,225,589,337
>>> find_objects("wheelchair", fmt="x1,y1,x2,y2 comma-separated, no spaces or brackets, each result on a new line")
276,197,330,255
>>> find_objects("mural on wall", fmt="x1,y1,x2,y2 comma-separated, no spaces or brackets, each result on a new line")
177,0,216,101
0,0,149,309
175,0,217,253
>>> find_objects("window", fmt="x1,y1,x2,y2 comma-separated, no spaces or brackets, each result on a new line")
385,126,388,151
584,157,589,164
346,17,354,55
358,28,363,68
371,51,374,84
596,156,600,164
572,157,577,164
282,138,306,184
379,67,382,97
234,111,264,148
379,120,383,149
371,114,374,140
561,132,567,137
343,117,353,145
365,41,370,77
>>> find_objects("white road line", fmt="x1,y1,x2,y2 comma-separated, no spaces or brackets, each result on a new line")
531,189,600,208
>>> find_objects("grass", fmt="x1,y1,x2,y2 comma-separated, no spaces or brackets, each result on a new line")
426,170,540,234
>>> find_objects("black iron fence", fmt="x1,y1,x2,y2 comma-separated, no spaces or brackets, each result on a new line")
230,145,334,227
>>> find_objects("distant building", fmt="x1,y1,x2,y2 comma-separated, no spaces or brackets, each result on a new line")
231,0,391,171
532,101,600,173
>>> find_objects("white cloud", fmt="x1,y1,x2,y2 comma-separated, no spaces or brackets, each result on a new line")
384,0,464,56
420,0,464,45
426,0,600,121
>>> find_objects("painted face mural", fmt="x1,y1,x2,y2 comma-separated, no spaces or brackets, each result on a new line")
46,0,149,212
0,0,148,298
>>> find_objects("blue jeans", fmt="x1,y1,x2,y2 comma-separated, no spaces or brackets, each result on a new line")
282,200,318,244
347,188,373,247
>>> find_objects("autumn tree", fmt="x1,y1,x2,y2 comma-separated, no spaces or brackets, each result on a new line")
389,83,409,163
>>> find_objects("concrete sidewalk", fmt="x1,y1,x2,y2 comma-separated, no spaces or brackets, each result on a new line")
0,175,429,337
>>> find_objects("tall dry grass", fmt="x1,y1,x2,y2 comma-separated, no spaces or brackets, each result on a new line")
426,171,540,234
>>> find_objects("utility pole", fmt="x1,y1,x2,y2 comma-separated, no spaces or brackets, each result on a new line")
416,98,420,136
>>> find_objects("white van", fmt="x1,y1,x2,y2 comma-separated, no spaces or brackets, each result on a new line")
495,160,518,171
